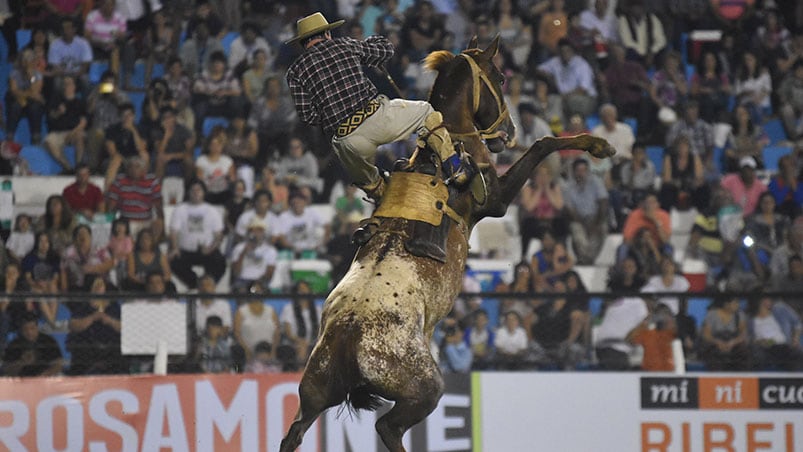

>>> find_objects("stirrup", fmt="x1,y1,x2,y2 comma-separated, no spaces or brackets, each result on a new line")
444,152,477,188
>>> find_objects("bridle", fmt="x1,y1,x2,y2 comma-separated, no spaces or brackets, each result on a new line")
449,51,510,142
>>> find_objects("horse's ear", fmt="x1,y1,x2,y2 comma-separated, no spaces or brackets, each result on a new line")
467,36,478,49
483,35,500,58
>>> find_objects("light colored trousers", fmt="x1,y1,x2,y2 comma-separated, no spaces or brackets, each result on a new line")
331,95,433,187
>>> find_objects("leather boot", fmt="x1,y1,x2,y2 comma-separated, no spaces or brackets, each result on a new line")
357,176,386,204
417,111,475,187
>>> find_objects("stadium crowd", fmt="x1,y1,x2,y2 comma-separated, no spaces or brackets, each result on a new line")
0,0,801,377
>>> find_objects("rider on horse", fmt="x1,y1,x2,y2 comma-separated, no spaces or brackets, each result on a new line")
285,12,474,202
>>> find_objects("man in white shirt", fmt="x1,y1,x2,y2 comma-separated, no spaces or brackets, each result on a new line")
234,190,280,243
230,218,278,293
537,39,598,118
594,296,649,369
168,180,226,289
276,192,330,256
590,103,635,161
579,0,619,44
48,18,93,93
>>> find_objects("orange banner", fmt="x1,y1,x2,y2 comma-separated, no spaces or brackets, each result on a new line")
0,373,307,452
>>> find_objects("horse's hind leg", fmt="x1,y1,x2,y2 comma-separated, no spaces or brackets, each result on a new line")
280,366,342,452
375,360,444,452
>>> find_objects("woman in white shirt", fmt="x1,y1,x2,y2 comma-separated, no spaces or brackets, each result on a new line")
234,297,280,363
748,296,803,371
494,311,529,370
195,127,235,205
733,50,772,124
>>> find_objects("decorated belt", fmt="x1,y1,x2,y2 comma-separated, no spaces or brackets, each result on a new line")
336,98,380,137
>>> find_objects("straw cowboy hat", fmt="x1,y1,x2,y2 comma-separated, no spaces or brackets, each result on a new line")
285,12,345,44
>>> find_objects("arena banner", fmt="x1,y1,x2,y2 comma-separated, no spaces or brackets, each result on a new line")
0,372,472,452
477,373,803,452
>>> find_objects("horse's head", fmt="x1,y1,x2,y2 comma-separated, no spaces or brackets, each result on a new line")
424,36,516,157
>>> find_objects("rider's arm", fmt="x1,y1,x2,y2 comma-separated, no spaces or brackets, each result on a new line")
286,72,320,125
356,35,394,68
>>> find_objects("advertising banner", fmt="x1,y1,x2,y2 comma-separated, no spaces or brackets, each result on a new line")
478,373,803,452
0,372,472,452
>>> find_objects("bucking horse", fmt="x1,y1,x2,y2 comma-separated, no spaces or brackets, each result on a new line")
280,36,615,452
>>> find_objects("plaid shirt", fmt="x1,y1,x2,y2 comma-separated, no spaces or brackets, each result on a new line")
286,36,394,137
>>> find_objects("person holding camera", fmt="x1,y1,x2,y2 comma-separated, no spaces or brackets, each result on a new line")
87,71,130,173
438,319,473,373
230,218,278,293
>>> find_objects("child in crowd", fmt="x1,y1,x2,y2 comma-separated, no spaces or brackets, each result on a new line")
196,315,233,373
107,219,134,270
5,214,34,263
245,341,282,373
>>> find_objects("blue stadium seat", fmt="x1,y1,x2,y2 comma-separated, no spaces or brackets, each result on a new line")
645,146,664,174
712,146,724,174
152,63,166,80
221,32,239,55
127,91,146,122
130,61,147,88
589,297,603,318
623,117,638,136
14,117,31,145
52,332,71,363
20,145,62,175
762,146,792,172
16,30,32,51
686,298,712,328
585,114,600,130
685,64,695,82
202,116,229,136
89,61,110,85
763,119,787,145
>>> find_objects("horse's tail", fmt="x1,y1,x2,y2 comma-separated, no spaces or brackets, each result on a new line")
330,325,383,413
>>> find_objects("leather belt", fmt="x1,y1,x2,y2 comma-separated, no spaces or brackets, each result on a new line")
336,97,380,137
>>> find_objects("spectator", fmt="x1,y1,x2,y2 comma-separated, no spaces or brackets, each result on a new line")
676,298,698,360
5,49,45,144
185,0,224,40
609,254,647,290
687,188,737,284
254,166,290,214
614,143,656,221
400,0,445,60
194,274,232,337
531,229,574,285
629,304,676,372
641,256,690,315
84,0,126,78
594,295,649,370
23,27,49,77
616,0,666,68
233,296,280,364
778,58,803,142
492,0,532,68
720,156,768,218
518,165,565,257
6,214,34,264
66,277,124,375
776,254,803,293
106,156,164,238
249,76,298,162
699,296,751,371
223,114,258,196
62,164,105,220
279,281,322,365
502,261,540,319
747,296,803,371
602,43,655,140
245,341,282,373
230,218,278,293
124,228,171,292
35,194,77,255
537,39,598,118
591,104,635,162
178,21,223,78
47,18,92,93
235,190,279,243
153,106,195,179
224,179,250,235
439,321,472,373
733,50,772,124
651,51,687,126
21,232,61,293
619,227,666,279
563,158,608,265
579,0,618,48
690,50,732,123
531,75,565,134
60,224,115,292
103,103,149,188
191,51,245,133
332,185,367,235
658,135,706,211
44,75,87,174
228,22,272,74
723,104,768,173
665,101,713,158
107,218,133,269
195,315,233,373
769,217,803,288
622,192,670,252
515,103,554,154
2,312,63,377
241,49,271,104
529,279,587,370
746,192,790,276
143,10,178,85
767,155,803,219
276,192,329,257
140,78,177,152
537,0,568,58
86,71,129,172
163,58,195,131
494,311,529,370
273,138,322,201
168,180,226,289
195,127,234,205
464,309,495,370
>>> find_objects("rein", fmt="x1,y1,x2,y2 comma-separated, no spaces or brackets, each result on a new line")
449,52,510,142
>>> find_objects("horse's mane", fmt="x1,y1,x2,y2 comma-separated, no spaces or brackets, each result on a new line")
423,50,455,72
